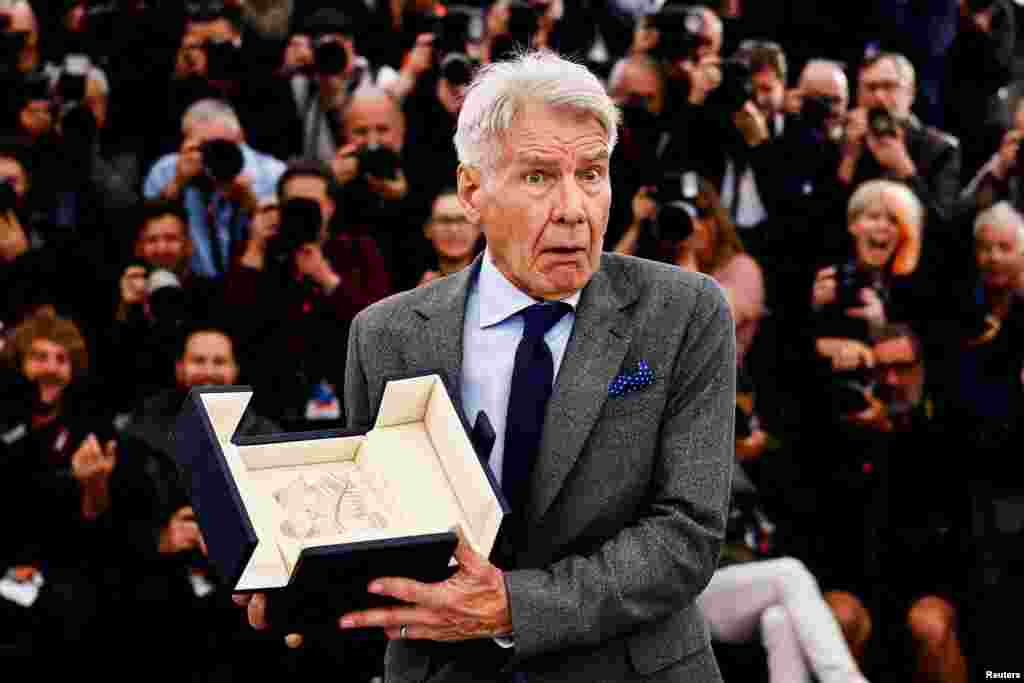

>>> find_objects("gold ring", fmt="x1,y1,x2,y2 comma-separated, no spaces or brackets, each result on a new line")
400,625,408,639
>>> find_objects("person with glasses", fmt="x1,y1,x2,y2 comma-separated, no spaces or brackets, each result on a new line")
838,52,961,226
417,189,484,286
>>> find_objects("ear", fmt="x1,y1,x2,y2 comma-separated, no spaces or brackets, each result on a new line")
174,358,185,385
457,164,484,225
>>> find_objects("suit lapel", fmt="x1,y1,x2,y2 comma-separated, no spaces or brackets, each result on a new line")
529,264,638,524
407,257,483,423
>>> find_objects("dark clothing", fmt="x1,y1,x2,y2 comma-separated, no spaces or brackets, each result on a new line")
224,233,391,425
402,75,461,222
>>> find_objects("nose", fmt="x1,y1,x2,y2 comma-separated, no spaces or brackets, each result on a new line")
552,175,586,226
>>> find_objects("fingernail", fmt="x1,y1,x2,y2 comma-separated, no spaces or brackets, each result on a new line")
340,616,355,628
368,581,383,593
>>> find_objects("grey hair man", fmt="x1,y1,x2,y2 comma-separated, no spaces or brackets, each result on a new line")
240,50,735,682
142,99,285,278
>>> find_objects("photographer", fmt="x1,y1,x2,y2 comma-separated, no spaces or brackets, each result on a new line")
960,97,1024,215
615,172,764,370
331,86,430,289
287,8,399,163
838,52,961,227
224,160,390,427
143,99,285,279
100,200,222,416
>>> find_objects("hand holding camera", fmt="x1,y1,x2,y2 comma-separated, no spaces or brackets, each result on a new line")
294,242,340,292
811,264,887,324
992,128,1023,179
0,207,28,263
864,110,915,178
733,100,769,147
404,32,435,78
159,506,208,556
119,265,148,306
71,433,117,520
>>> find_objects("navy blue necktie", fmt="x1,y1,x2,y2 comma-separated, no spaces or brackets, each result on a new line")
502,302,572,517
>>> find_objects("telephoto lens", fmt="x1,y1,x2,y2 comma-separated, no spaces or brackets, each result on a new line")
200,139,244,184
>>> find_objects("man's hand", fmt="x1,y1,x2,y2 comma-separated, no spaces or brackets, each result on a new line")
330,143,360,186
167,139,204,199
844,391,893,432
845,287,887,327
404,33,434,77
866,126,916,179
119,265,147,306
366,169,409,201
71,434,117,520
811,266,838,309
816,338,875,372
0,210,29,262
734,101,770,147
992,128,1022,180
631,186,658,223
338,532,513,642
159,506,208,556
225,173,259,214
294,243,341,293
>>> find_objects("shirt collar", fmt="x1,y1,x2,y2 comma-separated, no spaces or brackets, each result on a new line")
478,247,581,328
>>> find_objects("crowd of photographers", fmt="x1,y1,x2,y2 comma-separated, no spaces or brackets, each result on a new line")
2,0,1022,680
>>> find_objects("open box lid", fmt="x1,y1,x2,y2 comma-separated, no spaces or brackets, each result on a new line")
173,374,508,594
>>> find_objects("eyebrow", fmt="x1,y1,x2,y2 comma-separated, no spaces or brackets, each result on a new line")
515,150,610,166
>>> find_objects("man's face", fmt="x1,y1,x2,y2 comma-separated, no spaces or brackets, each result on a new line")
0,157,29,202
175,331,239,389
614,62,665,116
136,214,190,272
850,199,901,269
698,8,722,58
19,98,52,139
22,338,72,406
459,102,611,300
284,33,314,70
752,66,784,117
427,194,479,262
976,221,1024,290
858,59,912,117
344,95,405,153
872,336,923,415
1,4,39,74
282,175,336,237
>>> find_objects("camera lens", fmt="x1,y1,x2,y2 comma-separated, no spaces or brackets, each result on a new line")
0,179,18,212
441,53,473,86
313,38,348,75
867,107,898,138
200,139,244,184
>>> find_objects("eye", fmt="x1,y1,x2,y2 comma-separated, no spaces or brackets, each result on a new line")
578,167,603,183
524,171,547,185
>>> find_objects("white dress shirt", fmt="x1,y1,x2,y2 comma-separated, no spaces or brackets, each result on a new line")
461,249,580,486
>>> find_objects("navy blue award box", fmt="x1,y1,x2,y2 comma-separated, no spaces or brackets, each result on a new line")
173,374,507,628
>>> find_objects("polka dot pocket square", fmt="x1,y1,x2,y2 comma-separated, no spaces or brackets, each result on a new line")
608,360,655,398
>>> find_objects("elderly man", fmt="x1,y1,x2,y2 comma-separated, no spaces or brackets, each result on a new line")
143,99,285,279
838,52,961,226
240,50,735,682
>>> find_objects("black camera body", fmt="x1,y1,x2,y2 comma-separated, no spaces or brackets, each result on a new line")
507,0,543,45
828,368,873,416
0,177,18,212
801,94,838,132
706,58,753,116
312,36,348,75
643,170,703,244
648,4,706,63
265,198,323,271
440,53,474,87
834,261,875,311
205,38,243,82
355,144,401,180
0,24,26,78
200,139,244,184
867,106,900,138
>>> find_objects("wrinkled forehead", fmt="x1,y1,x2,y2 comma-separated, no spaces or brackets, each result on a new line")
498,104,610,163
861,58,903,85
977,220,1024,246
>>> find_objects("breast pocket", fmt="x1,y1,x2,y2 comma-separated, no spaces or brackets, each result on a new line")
600,379,666,420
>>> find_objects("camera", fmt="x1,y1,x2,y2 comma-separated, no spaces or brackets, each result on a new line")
828,369,873,416
0,177,17,212
440,53,474,87
0,18,26,78
834,261,876,311
801,94,838,131
867,106,900,138
355,144,401,180
55,54,90,103
433,5,475,58
648,4,706,63
312,35,348,75
205,38,243,82
145,268,190,331
200,139,244,184
705,58,753,116
507,0,543,45
265,197,323,271
643,170,703,244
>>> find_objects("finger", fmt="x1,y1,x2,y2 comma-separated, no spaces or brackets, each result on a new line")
104,440,117,462
368,576,450,610
285,633,304,649
248,593,269,630
451,525,485,572
817,266,837,279
339,604,442,631
125,266,147,277
337,143,359,157
232,593,252,607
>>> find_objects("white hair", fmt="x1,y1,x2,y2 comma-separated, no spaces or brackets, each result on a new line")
454,50,620,175
182,99,242,136
975,201,1024,252
848,179,923,231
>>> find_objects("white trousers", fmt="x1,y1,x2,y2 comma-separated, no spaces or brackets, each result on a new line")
697,557,868,683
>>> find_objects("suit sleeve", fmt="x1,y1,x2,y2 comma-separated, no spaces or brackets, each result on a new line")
343,311,374,434
504,276,736,662
908,137,961,225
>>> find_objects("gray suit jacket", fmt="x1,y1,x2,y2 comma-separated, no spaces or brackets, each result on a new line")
344,253,735,682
